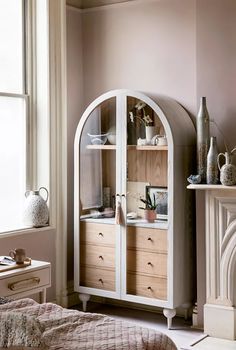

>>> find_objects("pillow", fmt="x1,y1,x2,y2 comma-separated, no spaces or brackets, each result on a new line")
0,312,44,348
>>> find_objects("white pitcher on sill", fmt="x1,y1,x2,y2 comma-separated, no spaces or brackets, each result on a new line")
23,187,49,227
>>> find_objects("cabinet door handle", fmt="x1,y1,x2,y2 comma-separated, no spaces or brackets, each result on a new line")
98,278,103,284
8,277,40,291
99,255,103,260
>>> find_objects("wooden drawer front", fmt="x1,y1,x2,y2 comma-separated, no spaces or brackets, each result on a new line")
127,226,167,253
127,273,167,300
80,222,115,246
127,250,167,277
80,267,115,291
0,268,50,297
80,244,115,269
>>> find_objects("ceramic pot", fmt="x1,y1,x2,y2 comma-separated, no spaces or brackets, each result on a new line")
145,126,156,143
23,187,49,227
217,152,236,186
196,97,210,183
107,126,116,145
144,209,156,223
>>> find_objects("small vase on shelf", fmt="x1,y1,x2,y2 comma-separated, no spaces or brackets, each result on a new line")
207,136,219,184
145,126,156,143
196,97,210,183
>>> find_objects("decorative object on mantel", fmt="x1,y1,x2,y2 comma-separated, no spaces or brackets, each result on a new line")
206,136,219,184
196,96,210,183
217,147,236,186
187,174,201,184
23,187,49,227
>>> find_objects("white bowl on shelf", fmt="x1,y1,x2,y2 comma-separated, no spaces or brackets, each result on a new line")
87,133,109,145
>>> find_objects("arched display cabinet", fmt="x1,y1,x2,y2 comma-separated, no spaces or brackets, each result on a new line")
74,89,195,327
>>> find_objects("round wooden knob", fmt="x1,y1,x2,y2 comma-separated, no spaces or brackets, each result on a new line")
98,232,103,236
99,255,103,260
147,237,152,241
98,278,103,283
147,262,152,266
147,286,152,290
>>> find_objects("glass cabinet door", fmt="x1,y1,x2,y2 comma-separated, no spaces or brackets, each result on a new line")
125,96,169,301
79,97,118,293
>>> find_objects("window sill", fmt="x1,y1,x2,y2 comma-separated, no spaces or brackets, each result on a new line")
0,226,55,239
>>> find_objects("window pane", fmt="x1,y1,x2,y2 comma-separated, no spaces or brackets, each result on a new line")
0,96,26,232
0,0,23,93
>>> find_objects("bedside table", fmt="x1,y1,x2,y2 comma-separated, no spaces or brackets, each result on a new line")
0,259,51,303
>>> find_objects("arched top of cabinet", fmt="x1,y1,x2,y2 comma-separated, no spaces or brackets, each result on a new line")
74,89,196,148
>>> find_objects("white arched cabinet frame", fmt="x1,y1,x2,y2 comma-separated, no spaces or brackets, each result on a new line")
74,89,195,328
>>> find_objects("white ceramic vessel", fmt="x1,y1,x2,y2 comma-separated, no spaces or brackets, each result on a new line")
23,187,49,227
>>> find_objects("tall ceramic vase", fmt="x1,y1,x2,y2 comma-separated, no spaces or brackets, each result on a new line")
196,97,210,183
207,136,219,184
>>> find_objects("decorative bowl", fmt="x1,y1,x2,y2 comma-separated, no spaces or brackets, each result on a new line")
187,174,201,184
87,133,108,145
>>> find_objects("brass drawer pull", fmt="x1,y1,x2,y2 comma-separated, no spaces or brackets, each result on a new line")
99,255,103,260
8,277,40,291
98,278,103,284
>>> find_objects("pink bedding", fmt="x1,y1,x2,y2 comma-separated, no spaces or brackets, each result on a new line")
0,298,177,350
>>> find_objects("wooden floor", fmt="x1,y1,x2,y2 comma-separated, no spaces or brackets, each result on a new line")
73,302,236,350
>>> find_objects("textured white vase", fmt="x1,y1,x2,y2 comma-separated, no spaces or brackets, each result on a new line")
23,187,49,227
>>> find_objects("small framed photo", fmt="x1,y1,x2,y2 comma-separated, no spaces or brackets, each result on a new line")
146,186,168,220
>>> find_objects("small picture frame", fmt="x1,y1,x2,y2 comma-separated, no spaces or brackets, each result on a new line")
146,186,168,220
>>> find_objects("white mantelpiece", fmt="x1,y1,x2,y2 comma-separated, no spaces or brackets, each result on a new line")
188,184,236,340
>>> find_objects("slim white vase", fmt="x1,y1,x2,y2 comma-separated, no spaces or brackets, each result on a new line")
145,126,156,143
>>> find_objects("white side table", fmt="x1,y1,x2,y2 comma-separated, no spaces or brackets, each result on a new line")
0,259,51,303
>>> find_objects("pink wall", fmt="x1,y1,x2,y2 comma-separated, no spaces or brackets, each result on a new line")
67,0,236,320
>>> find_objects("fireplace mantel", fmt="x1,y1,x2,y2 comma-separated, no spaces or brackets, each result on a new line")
188,184,236,340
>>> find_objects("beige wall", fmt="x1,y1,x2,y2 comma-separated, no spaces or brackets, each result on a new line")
67,0,236,321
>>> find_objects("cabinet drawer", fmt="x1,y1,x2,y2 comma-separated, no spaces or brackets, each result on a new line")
127,250,167,277
80,222,115,246
0,268,50,297
127,273,167,300
127,226,167,253
80,244,115,269
80,267,115,291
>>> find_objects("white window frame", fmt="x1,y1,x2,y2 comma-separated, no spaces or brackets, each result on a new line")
0,0,68,306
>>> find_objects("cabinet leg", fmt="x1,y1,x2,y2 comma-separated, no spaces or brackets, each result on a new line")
79,293,90,311
181,302,192,320
163,308,176,329
40,288,46,303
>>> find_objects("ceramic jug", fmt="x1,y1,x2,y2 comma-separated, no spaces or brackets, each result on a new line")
23,187,49,227
217,148,236,186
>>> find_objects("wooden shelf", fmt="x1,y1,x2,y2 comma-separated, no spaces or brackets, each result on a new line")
87,144,168,151
187,184,236,190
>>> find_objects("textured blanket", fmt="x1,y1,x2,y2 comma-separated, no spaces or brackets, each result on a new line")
0,298,177,350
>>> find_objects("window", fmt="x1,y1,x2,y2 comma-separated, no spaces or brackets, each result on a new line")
0,0,29,232
0,0,51,234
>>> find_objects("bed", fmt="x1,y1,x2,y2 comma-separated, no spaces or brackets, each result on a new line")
0,298,177,350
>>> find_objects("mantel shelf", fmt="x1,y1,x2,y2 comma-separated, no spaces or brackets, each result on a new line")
187,184,236,190
86,145,168,151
